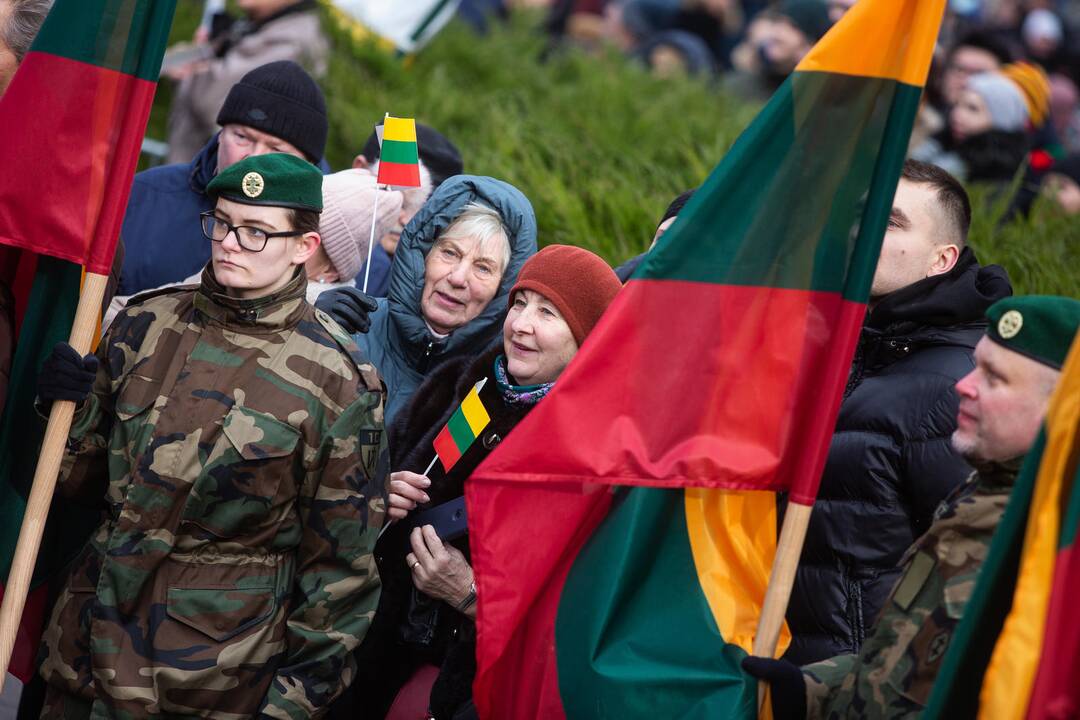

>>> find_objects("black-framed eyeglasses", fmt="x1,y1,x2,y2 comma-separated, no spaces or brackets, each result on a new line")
200,211,303,253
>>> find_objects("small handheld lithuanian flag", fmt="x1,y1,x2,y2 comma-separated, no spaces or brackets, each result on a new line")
377,115,422,188
433,379,491,472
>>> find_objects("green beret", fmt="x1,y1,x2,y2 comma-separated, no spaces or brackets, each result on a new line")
986,295,1080,370
206,153,322,212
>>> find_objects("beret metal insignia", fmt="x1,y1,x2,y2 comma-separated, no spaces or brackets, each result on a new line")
242,172,264,198
998,310,1023,339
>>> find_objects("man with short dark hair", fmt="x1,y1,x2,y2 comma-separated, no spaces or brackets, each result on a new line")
118,59,328,295
746,295,1080,720
783,160,1012,666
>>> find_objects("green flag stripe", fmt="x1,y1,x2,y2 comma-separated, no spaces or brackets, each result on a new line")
380,139,419,166
636,74,921,300
0,256,82,582
447,409,475,453
556,487,754,716
1059,459,1080,549
30,0,175,82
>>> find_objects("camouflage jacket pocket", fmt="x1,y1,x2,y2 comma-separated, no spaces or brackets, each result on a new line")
165,585,275,643
183,406,300,539
222,405,301,461
115,374,159,421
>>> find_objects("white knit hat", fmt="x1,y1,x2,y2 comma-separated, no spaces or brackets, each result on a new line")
967,72,1030,132
319,169,404,279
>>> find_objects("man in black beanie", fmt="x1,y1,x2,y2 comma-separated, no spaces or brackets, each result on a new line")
117,60,329,295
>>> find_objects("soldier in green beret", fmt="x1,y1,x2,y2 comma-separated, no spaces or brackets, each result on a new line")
33,153,388,719
745,295,1080,720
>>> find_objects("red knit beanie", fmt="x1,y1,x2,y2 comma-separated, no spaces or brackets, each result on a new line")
508,245,622,346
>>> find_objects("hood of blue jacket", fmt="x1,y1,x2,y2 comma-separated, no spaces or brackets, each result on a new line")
387,174,538,366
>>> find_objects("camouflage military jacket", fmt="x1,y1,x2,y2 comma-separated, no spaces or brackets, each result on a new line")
38,268,388,719
803,460,1021,720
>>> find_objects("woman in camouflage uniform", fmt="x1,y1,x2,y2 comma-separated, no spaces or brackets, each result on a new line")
34,154,388,719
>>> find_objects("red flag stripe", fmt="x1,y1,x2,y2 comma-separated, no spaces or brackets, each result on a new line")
475,281,865,504
0,54,156,273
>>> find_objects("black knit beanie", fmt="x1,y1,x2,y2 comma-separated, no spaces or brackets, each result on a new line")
216,60,328,163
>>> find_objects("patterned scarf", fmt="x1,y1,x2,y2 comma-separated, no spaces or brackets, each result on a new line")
493,354,554,407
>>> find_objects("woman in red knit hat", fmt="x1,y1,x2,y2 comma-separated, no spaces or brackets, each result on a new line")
353,245,621,720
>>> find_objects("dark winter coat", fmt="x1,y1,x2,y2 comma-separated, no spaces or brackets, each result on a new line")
956,129,1030,185
784,248,1012,665
117,134,219,295
353,175,537,425
334,345,530,720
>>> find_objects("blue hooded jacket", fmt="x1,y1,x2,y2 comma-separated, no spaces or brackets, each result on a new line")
118,133,331,295
354,175,537,425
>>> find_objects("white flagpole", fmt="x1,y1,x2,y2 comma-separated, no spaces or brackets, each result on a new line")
362,112,391,294
361,188,381,293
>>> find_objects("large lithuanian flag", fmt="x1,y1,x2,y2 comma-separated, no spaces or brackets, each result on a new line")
0,0,174,682
925,335,1080,720
465,0,944,716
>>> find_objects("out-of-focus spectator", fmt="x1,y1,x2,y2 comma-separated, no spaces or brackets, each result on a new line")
1042,154,1080,213
617,0,743,69
0,0,52,98
164,0,329,164
938,30,1013,110
1050,73,1080,153
916,67,1034,183
635,28,718,77
825,0,855,24
725,0,831,101
119,60,328,296
1020,8,1064,67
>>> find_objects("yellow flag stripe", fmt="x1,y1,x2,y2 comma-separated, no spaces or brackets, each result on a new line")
461,386,491,436
795,0,944,87
977,337,1080,719
684,488,790,656
383,116,417,143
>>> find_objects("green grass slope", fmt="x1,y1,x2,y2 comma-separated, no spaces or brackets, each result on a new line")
147,9,1078,296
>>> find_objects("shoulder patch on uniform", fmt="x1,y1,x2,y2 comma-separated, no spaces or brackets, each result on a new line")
314,309,383,392
893,550,936,611
126,282,199,308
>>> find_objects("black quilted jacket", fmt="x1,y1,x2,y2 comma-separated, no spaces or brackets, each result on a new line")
784,248,1011,665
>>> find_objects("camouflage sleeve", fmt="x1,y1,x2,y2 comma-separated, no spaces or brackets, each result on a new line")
54,334,118,505
259,387,388,719
803,654,858,720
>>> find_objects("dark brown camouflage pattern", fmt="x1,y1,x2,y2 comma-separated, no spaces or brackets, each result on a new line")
38,268,387,719
803,461,1020,720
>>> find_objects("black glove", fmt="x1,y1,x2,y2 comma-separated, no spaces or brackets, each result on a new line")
314,287,378,335
37,342,98,406
741,656,807,720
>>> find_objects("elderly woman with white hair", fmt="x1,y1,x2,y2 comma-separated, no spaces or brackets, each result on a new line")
318,175,538,424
